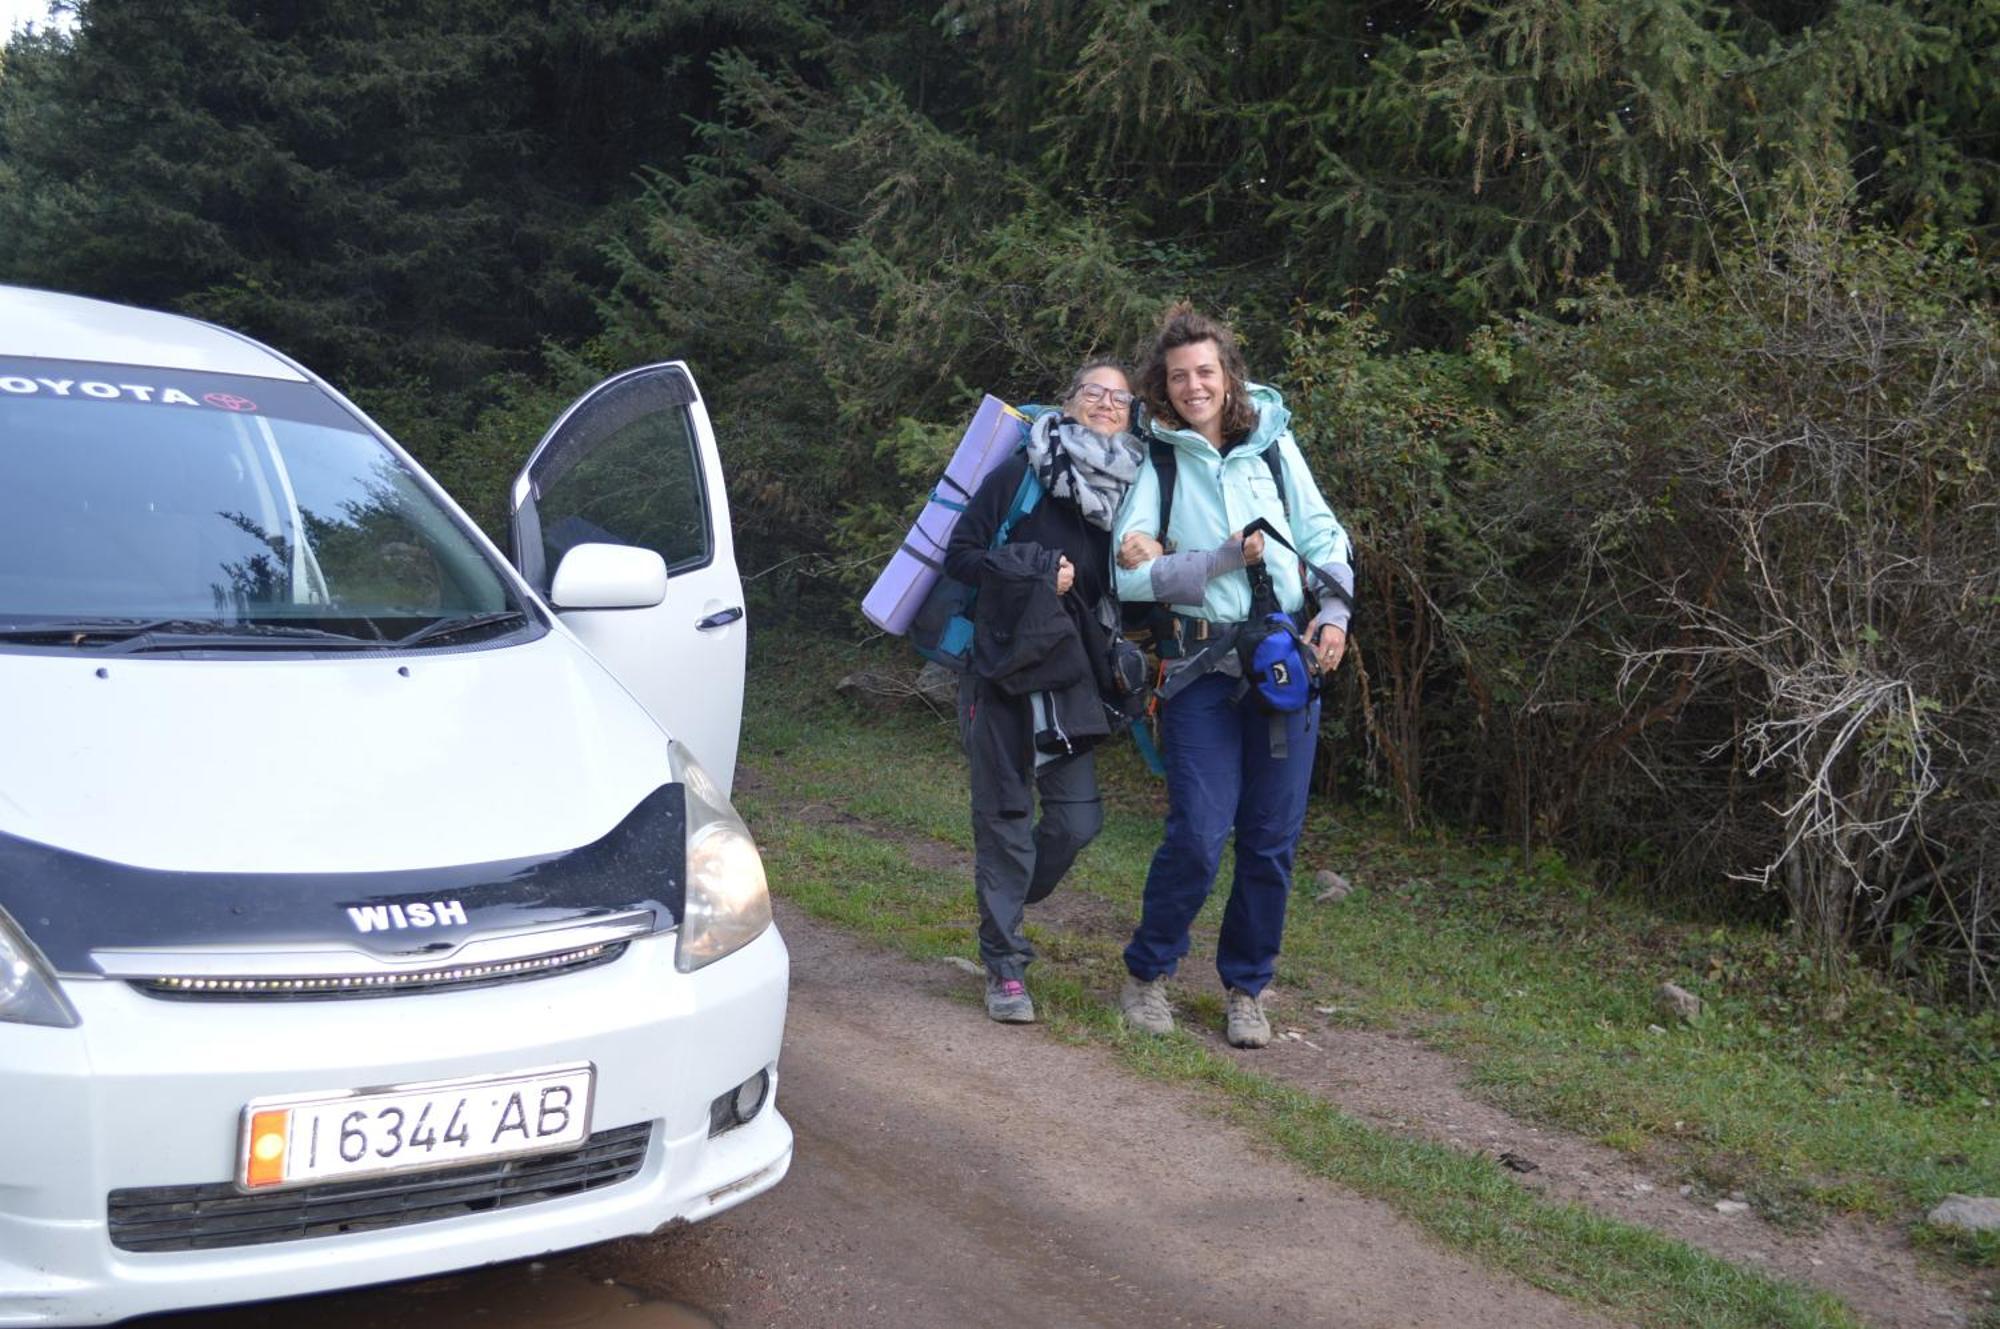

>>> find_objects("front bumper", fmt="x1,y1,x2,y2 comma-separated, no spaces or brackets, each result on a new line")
0,926,790,1326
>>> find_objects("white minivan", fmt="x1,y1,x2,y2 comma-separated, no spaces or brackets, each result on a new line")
0,285,790,1325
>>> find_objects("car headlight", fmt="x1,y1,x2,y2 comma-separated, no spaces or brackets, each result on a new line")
673,744,773,973
0,907,79,1028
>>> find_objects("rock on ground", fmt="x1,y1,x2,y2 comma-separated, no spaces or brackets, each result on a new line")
1927,1195,2000,1234
1654,982,1703,1024
913,662,959,709
835,667,956,713
1313,868,1353,903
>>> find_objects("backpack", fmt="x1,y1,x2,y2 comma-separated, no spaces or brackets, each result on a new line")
907,458,1043,671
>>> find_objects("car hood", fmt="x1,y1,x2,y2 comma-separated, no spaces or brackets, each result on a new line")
0,634,692,971
0,632,675,873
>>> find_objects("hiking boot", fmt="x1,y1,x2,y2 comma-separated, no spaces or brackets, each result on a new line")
985,976,1035,1024
1226,988,1271,1048
1120,974,1174,1035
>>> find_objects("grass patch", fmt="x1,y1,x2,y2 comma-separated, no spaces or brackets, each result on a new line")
742,811,1862,1325
1913,1221,2000,1273
736,638,1998,1289
1111,1029,1857,1327
1265,834,2000,1235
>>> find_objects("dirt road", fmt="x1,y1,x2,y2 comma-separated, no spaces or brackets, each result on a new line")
147,902,1606,1329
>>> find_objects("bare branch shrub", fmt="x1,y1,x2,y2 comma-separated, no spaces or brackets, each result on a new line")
1293,182,1999,1005
1619,191,1998,997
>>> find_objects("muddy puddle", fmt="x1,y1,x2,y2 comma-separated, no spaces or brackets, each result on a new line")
136,1258,718,1328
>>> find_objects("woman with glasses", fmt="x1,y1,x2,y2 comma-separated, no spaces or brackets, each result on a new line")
1109,304,1353,1048
944,360,1143,1024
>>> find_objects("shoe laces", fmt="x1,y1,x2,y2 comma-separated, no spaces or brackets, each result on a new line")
998,979,1027,998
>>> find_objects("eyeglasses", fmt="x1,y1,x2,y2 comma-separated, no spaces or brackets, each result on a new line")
1074,385,1135,409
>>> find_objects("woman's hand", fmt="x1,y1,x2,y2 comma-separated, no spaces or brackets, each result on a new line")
1118,531,1162,569
1240,529,1266,565
1056,556,1076,595
1312,624,1346,673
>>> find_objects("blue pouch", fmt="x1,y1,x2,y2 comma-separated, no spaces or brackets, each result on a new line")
1236,559,1317,713
1238,610,1316,713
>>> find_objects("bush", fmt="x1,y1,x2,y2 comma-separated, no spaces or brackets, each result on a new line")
1293,201,1999,1005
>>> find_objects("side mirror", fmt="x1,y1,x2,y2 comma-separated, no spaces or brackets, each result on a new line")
549,542,668,610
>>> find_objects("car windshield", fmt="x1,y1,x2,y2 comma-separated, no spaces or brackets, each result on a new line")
0,358,529,649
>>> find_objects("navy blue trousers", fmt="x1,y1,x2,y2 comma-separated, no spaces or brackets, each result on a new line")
1122,671,1318,996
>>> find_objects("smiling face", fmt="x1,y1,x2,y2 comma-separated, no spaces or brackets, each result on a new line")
1164,340,1227,444
1064,365,1133,436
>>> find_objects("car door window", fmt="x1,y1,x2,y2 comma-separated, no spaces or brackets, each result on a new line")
519,369,709,593
510,361,746,789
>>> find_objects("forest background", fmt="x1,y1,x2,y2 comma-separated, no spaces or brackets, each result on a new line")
2,0,1995,1010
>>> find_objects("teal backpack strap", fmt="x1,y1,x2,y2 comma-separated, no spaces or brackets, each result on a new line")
928,482,973,514
1130,720,1166,775
912,451,1043,671
994,463,1043,545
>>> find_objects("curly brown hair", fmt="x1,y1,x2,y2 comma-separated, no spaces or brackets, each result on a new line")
1137,302,1258,443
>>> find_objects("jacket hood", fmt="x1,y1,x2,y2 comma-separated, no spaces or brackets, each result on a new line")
1147,381,1290,457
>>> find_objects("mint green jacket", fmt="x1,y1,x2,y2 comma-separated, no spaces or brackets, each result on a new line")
1110,382,1353,630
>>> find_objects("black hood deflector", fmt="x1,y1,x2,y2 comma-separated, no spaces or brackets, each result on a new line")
0,784,685,974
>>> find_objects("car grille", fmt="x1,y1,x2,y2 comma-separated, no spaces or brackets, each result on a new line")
106,1122,652,1252
130,939,627,1000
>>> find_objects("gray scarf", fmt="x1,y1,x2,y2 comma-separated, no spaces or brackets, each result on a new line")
1024,412,1143,531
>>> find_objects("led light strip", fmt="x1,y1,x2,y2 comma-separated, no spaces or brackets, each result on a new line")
140,942,618,996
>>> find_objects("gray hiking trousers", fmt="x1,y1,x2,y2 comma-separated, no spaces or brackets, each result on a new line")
959,677,1105,981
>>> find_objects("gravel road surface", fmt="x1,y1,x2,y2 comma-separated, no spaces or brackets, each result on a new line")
140,902,1608,1329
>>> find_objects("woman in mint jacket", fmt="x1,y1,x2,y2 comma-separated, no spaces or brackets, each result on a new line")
1110,304,1353,1048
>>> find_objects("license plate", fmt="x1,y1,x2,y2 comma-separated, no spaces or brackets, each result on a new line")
237,1063,595,1190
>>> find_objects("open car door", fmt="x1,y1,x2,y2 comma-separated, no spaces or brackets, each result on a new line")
510,363,746,793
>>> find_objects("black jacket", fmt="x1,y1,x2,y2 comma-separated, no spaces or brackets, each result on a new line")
972,543,1092,695
943,453,1111,608
946,452,1114,816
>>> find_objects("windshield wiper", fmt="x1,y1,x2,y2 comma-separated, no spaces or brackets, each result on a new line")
392,610,530,649
0,618,365,647
2,613,526,652
0,618,382,652
91,620,385,654
0,618,179,646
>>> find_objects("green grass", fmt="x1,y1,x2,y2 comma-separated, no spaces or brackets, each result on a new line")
1281,838,1999,1231
735,638,1998,1314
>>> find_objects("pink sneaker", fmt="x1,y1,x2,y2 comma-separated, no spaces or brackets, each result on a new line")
985,976,1035,1024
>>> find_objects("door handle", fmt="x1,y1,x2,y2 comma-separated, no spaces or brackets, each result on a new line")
696,606,745,631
